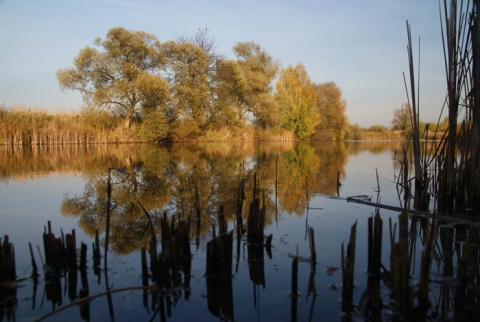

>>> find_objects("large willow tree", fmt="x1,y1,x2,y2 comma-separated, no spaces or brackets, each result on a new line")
57,27,170,131
233,41,279,127
314,82,347,140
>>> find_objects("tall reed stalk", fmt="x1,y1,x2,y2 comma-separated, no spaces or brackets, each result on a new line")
437,0,480,211
404,22,430,211
405,0,480,212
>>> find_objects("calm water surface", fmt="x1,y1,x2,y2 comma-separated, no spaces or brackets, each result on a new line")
0,141,422,321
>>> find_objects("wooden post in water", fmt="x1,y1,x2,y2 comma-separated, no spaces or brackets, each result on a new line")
367,211,382,278
418,214,435,314
341,221,357,314
104,169,112,271
0,236,16,283
66,229,77,270
80,242,87,270
206,230,234,321
92,229,100,268
390,207,413,319
307,227,316,297
0,236,16,320
28,242,38,281
291,255,298,322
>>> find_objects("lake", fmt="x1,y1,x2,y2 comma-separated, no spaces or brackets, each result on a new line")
0,141,476,321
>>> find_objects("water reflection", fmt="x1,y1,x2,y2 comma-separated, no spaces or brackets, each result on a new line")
2,141,480,320
31,141,355,256
0,142,404,258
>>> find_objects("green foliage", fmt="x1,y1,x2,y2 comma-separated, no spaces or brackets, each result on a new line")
52,27,351,142
344,124,364,140
57,27,170,131
275,64,319,139
139,109,169,142
170,118,201,141
314,82,347,140
233,41,279,127
391,103,412,134
211,59,248,127
367,125,388,133
162,40,210,128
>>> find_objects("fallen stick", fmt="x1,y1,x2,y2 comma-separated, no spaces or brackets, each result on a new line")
344,196,480,227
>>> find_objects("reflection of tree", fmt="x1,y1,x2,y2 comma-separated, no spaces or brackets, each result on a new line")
344,141,404,156
310,141,347,195
275,142,348,215
58,141,351,254
277,143,318,215
62,149,172,254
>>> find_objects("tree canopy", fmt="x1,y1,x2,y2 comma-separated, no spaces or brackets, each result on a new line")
391,103,413,136
233,41,279,127
275,64,319,139
314,82,347,140
57,27,349,141
57,27,170,131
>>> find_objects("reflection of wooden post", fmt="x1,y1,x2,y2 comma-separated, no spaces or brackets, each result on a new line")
66,230,77,270
418,215,435,313
104,169,112,271
439,225,454,314
0,236,16,283
337,171,341,197
390,208,413,319
42,222,67,274
247,191,266,289
275,154,278,225
28,242,38,281
307,228,316,297
206,231,234,320
79,260,90,321
341,221,357,314
67,265,77,302
80,242,87,270
0,238,16,322
93,229,100,268
367,211,382,278
291,256,298,322
235,175,245,273
195,183,201,250
309,227,316,261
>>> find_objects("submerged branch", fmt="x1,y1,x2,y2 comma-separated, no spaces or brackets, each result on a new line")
34,285,184,321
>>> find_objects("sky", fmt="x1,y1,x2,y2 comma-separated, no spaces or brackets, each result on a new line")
0,0,446,127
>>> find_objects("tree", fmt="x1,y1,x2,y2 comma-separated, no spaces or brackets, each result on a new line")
275,64,319,139
161,40,210,138
314,82,347,140
177,28,225,129
57,27,170,130
139,108,169,142
233,41,279,127
391,103,412,135
213,59,248,126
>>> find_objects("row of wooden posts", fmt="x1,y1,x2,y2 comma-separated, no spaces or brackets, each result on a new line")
3,176,480,321
0,222,100,321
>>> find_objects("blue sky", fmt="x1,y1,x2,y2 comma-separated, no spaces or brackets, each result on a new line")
0,0,446,127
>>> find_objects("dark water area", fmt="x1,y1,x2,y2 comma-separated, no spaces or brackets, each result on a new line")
0,141,478,321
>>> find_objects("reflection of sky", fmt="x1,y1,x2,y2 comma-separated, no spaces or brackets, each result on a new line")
0,173,86,273
342,149,401,206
